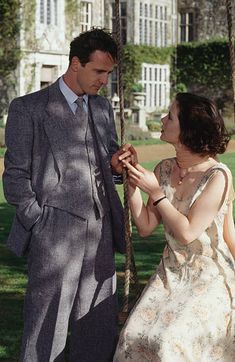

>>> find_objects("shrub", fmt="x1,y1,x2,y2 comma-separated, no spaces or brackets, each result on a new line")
116,123,152,141
146,120,161,132
0,128,5,147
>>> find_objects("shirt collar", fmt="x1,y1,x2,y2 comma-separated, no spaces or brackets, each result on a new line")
59,76,88,106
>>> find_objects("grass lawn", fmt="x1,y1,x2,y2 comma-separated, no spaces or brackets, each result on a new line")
0,152,235,360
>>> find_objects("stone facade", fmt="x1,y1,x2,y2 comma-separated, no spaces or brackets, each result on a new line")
11,0,235,116
104,0,177,46
178,0,234,42
17,0,104,96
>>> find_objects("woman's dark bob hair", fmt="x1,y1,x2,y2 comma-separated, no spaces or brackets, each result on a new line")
175,92,230,156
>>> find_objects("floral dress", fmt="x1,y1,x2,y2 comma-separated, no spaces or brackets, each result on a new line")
114,159,235,362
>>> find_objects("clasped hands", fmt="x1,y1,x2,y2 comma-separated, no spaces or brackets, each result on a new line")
111,144,161,197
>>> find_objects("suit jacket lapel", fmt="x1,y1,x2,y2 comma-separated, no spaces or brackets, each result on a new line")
43,80,81,174
88,96,109,156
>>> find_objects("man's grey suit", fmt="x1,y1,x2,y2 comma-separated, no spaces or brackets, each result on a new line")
3,79,125,361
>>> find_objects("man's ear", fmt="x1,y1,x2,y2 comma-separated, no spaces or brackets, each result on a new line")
70,56,81,71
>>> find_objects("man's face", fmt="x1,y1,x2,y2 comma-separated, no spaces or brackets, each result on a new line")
73,50,115,95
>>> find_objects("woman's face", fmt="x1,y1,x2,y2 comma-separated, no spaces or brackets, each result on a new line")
160,100,181,145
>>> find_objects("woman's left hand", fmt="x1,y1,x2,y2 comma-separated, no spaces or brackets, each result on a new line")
122,161,161,196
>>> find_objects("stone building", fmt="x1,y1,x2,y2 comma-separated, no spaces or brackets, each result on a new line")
104,0,178,118
6,0,234,126
15,0,177,116
178,0,234,43
17,0,105,97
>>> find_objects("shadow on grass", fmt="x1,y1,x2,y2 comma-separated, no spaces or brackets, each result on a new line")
0,202,27,361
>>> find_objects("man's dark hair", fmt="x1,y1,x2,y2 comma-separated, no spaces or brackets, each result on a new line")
176,92,230,156
69,28,117,65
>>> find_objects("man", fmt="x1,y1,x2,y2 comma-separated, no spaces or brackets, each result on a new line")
3,28,126,361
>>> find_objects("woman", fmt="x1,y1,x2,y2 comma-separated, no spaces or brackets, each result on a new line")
114,93,235,361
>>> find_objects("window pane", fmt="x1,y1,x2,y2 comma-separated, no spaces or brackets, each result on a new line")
188,25,194,41
121,2,127,16
188,12,193,24
155,5,158,19
144,4,148,17
54,0,58,25
180,13,186,25
180,25,186,42
139,19,143,43
47,0,51,25
40,0,44,23
111,3,115,17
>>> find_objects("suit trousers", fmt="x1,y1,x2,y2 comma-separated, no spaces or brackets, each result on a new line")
20,205,118,362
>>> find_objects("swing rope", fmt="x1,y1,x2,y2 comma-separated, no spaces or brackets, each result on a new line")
115,0,139,323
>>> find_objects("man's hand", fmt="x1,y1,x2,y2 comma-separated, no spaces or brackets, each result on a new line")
111,143,138,174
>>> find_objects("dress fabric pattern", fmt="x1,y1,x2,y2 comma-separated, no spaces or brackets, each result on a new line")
114,159,235,362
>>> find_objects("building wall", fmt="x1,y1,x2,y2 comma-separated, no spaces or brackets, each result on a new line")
18,0,104,96
178,0,234,42
16,0,233,111
104,0,177,46
104,0,176,112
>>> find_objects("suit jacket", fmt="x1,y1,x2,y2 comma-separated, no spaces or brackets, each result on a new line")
3,79,125,257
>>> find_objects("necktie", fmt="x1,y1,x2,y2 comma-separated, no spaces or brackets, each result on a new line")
75,96,85,117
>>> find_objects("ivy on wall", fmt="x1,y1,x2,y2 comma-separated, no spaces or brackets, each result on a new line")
122,40,232,112
21,0,37,50
65,0,80,40
122,43,174,106
176,39,231,93
0,0,21,118
175,39,232,112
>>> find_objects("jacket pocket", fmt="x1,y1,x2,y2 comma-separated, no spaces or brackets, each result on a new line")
32,206,49,235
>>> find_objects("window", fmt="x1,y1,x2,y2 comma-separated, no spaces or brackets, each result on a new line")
54,0,58,26
40,0,44,23
39,0,58,26
40,65,57,89
46,0,51,25
111,1,127,44
111,68,118,96
179,12,194,42
140,63,170,109
80,2,92,32
140,2,168,47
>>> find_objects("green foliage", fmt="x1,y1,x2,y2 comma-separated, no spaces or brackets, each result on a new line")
0,0,21,117
131,83,144,92
122,44,174,106
0,128,5,148
21,0,36,49
0,0,21,77
146,120,161,132
116,122,152,141
175,39,232,108
121,40,233,114
65,0,80,40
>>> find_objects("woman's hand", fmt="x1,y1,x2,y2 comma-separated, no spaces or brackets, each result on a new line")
111,143,138,174
123,161,162,198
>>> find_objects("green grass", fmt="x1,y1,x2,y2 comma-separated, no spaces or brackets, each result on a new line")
0,152,235,360
0,148,6,158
